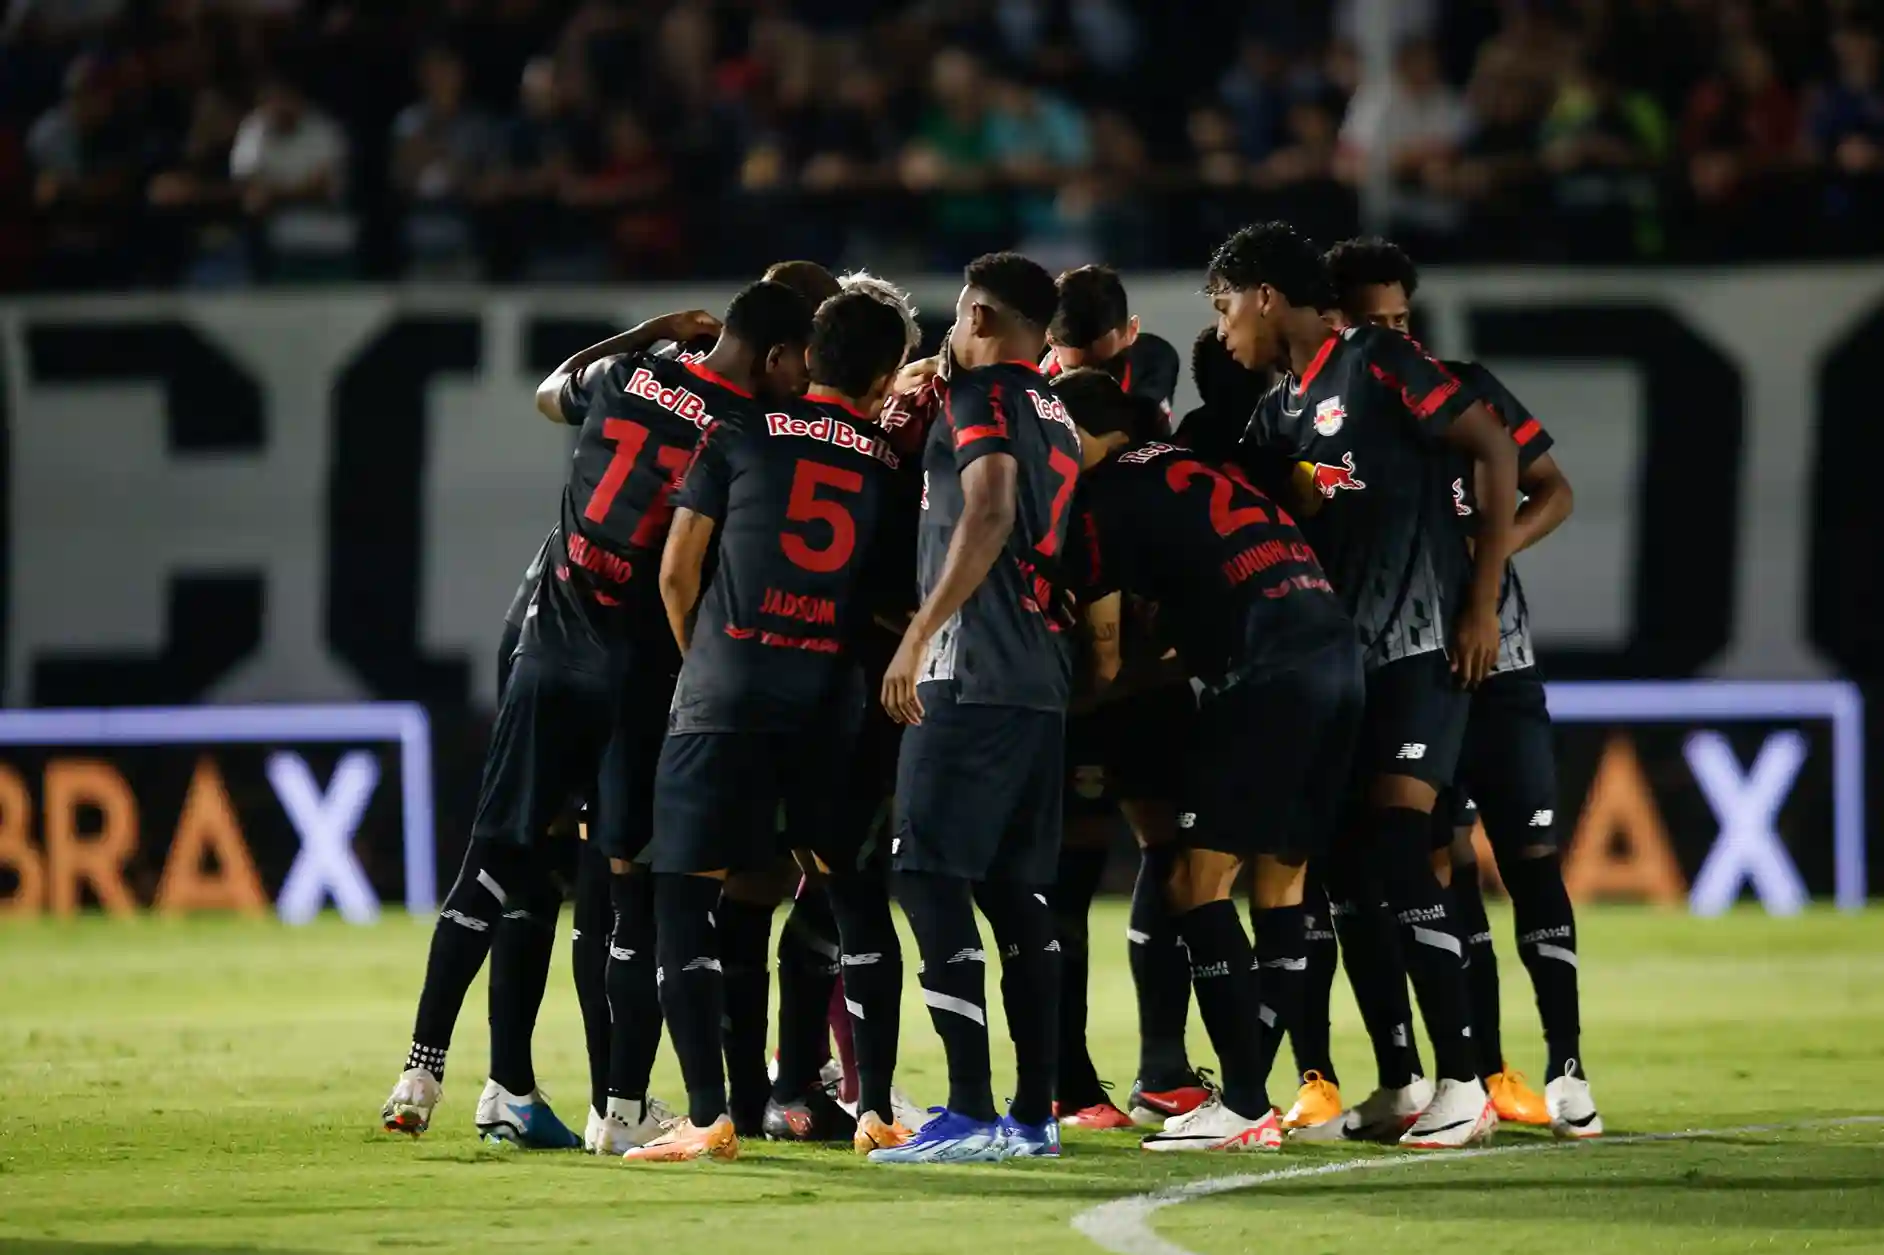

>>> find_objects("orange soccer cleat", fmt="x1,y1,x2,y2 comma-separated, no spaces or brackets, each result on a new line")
620,1114,739,1163
1281,1071,1344,1131
853,1110,913,1155
1487,1067,1550,1126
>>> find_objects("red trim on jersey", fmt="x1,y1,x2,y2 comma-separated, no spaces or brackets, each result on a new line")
1512,416,1543,446
952,381,1010,447
1120,359,1133,394
804,390,871,419
682,360,753,398
1040,350,1063,376
1298,335,1339,390
1368,363,1459,420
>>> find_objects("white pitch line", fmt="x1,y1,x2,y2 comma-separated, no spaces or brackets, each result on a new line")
1071,1115,1884,1255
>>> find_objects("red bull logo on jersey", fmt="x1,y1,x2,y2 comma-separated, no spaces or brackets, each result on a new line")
1307,451,1367,498
1313,396,1346,436
1452,477,1472,516
1026,389,1079,441
624,367,712,429
765,412,900,468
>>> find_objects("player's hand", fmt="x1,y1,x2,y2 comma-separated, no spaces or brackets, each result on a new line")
658,310,722,344
881,630,928,725
1450,603,1499,689
893,355,940,395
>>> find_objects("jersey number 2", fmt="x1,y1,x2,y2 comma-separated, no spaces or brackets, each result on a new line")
585,418,691,546
1167,459,1273,536
782,460,864,573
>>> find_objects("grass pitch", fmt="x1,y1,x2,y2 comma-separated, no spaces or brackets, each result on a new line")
2,904,1881,1255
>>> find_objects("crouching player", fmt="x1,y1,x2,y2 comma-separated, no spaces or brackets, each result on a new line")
1054,370,1363,1151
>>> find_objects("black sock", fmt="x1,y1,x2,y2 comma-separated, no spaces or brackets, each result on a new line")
1051,842,1108,1108
975,879,1061,1127
1130,844,1193,1087
1291,878,1340,1087
572,842,613,1117
1505,851,1583,1079
1451,857,1502,1078
487,889,556,1095
1327,862,1424,1089
654,873,727,1127
408,842,519,1082
827,867,902,1122
1373,808,1476,1083
606,869,662,1112
716,896,775,1133
898,870,995,1122
1252,902,1306,1092
774,885,841,1102
1180,899,1269,1119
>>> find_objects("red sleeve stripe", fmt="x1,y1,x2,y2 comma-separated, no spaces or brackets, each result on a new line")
1410,378,1460,419
956,424,1006,444
1512,417,1543,447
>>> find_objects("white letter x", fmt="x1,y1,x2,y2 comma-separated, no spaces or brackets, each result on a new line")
271,751,382,925
1685,731,1808,917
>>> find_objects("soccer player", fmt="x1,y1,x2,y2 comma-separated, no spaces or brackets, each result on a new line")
1052,370,1363,1152
871,252,1083,1164
380,282,812,1150
1324,238,1601,1138
1039,267,1203,1132
623,292,910,1164
1212,222,1519,1148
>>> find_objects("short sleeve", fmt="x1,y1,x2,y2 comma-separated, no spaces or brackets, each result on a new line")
672,418,735,522
1363,328,1477,442
558,353,630,426
944,375,1016,471
1461,363,1554,470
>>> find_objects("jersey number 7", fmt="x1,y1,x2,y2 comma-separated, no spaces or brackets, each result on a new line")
585,417,692,546
782,459,864,573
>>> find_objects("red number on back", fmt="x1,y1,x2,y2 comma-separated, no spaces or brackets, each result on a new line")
1166,458,1270,536
583,418,691,546
782,459,864,573
1034,447,1082,557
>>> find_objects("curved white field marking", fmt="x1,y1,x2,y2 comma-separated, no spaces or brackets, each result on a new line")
1071,1116,1884,1255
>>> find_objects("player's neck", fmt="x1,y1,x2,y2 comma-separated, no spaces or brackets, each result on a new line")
694,343,755,395
805,386,872,418
1285,324,1337,379
963,338,1045,371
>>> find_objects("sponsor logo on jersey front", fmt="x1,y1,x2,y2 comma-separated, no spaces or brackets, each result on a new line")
1313,396,1346,436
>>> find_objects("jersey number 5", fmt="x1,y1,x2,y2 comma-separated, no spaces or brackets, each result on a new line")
782,459,864,573
585,418,692,546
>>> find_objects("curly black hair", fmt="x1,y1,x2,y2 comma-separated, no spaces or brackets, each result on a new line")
965,251,1060,330
1323,237,1419,312
1204,221,1331,309
809,291,909,398
723,279,814,355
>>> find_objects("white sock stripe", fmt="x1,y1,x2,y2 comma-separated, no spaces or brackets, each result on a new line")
1534,942,1580,968
922,987,987,1025
1411,925,1463,956
608,945,636,961
842,952,884,966
845,998,865,1020
1260,956,1308,971
1258,1004,1277,1027
1126,928,1151,945
475,869,508,906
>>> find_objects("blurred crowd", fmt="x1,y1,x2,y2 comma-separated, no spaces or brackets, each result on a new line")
5,0,1884,290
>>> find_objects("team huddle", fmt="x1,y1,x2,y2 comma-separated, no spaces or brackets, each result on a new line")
379,221,1603,1164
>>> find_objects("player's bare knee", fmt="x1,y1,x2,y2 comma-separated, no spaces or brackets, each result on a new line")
1250,854,1306,909
1430,847,1453,886
1371,772,1437,813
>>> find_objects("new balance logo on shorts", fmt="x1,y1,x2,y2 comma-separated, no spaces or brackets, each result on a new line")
1177,812,1197,828
1530,809,1555,826
1396,743,1428,760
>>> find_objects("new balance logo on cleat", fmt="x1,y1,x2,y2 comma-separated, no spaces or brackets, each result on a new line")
1396,743,1428,760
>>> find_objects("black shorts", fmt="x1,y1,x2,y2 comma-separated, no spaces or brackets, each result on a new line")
472,650,670,860
1453,666,1558,855
1064,683,1192,816
648,707,862,876
1179,638,1364,860
1356,650,1471,790
1431,789,1479,851
892,683,1064,885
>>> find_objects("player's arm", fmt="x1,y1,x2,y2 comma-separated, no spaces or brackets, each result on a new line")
1514,451,1573,553
533,309,723,424
1082,592,1124,699
881,452,1018,726
659,508,715,653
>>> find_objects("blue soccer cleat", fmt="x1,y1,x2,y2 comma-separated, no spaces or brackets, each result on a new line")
866,1108,1001,1163
992,1112,1062,1159
474,1079,583,1149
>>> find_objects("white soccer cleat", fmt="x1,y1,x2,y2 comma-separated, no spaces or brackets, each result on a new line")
891,1087,933,1132
381,1068,441,1136
1292,1075,1433,1143
1141,1096,1282,1153
590,1096,676,1153
1546,1066,1603,1139
1399,1077,1497,1148
474,1079,583,1149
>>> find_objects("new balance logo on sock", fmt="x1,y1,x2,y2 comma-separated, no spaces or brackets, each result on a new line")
609,945,636,961
441,909,488,932
682,956,722,973
1467,930,1493,946
842,952,883,966
1046,939,1061,952
1396,743,1428,760
1003,943,1020,960
1530,809,1555,826
947,948,985,965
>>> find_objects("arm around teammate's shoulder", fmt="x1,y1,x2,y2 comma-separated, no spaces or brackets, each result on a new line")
533,309,723,423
